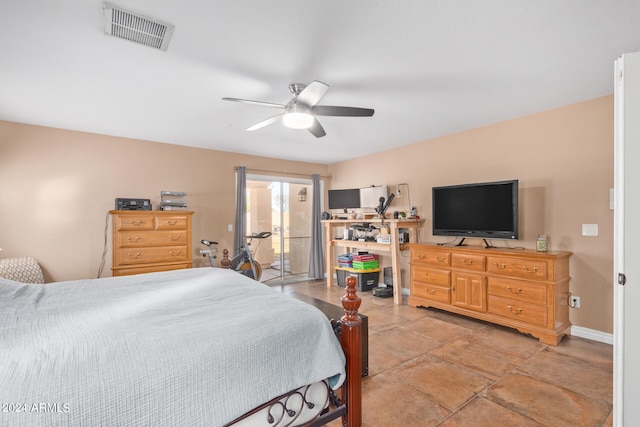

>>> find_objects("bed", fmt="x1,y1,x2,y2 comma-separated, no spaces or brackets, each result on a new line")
0,267,362,426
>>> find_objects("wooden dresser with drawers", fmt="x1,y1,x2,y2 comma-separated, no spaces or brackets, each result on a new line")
408,243,572,345
110,210,194,276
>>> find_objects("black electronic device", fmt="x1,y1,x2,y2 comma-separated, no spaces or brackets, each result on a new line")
376,197,385,215
383,267,394,286
115,198,152,211
328,188,361,210
375,193,395,217
380,192,395,216
349,223,373,231
372,286,393,298
432,179,518,240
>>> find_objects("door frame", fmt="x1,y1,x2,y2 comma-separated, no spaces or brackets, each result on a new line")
246,173,323,283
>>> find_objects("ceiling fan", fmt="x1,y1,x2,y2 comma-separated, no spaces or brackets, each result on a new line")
222,81,374,138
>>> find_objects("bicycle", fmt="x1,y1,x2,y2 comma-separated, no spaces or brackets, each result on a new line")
201,231,272,281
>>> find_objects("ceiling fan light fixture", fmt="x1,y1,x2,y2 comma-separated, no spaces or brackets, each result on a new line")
283,112,314,129
222,80,374,137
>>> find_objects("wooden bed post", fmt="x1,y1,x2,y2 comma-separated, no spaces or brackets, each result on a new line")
341,276,362,427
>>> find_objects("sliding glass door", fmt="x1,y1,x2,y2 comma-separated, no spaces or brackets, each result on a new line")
246,175,314,283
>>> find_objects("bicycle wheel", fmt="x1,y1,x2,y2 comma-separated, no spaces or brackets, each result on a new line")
238,261,262,281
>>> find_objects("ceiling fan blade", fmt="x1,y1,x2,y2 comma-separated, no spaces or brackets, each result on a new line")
307,118,326,138
296,81,329,108
246,113,283,131
222,97,285,109
311,105,375,117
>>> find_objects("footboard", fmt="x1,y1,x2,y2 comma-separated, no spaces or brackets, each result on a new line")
340,275,362,427
225,276,362,427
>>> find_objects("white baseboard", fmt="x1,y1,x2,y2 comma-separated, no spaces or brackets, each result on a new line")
570,325,613,345
402,288,612,345
401,288,612,345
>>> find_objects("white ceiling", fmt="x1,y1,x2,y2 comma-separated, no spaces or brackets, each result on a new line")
1,1,639,164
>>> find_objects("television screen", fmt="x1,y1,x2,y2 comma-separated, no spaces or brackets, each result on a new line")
328,188,361,210
432,179,518,240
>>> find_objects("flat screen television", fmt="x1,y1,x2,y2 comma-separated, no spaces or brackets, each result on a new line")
432,179,519,240
328,188,361,210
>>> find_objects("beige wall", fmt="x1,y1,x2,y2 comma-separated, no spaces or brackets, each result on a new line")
1,95,614,334
329,96,614,334
0,121,328,282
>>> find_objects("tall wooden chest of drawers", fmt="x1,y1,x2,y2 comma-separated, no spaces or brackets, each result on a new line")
110,210,194,276
408,244,572,345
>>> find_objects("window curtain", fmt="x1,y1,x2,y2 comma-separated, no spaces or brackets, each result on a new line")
308,174,324,279
234,166,247,257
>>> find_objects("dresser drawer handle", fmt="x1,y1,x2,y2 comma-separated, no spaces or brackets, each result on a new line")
462,259,473,265
127,252,141,258
169,250,182,256
167,220,178,226
437,257,446,262
506,286,522,294
129,220,143,226
127,236,141,242
507,305,523,314
425,288,436,295
493,262,507,269
417,254,426,259
523,266,539,273
169,235,182,241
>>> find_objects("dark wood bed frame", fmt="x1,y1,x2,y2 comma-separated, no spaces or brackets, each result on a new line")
226,276,362,427
338,275,363,426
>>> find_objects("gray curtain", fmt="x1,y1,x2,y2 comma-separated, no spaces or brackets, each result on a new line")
308,174,324,279
234,166,247,257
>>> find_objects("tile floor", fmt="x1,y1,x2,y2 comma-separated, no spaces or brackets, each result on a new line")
274,280,614,427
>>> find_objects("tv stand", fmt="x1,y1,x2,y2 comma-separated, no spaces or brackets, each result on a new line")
455,238,467,246
455,238,495,248
482,238,495,248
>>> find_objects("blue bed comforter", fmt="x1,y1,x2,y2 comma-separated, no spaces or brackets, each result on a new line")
0,268,345,426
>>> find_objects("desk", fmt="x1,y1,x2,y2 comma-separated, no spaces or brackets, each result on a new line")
322,218,423,304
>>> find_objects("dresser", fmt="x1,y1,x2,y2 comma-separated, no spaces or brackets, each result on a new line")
110,210,194,276
408,244,572,345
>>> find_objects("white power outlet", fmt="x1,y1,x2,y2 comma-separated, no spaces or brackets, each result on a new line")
572,296,581,308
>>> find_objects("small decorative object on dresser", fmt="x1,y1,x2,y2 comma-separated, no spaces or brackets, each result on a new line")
408,243,572,345
110,210,194,276
160,191,187,211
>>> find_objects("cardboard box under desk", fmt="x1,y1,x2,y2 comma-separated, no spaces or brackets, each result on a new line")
335,267,380,292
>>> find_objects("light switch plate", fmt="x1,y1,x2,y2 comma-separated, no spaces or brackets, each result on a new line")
582,224,598,237
610,188,615,210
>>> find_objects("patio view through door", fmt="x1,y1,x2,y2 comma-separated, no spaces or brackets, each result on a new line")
246,175,314,283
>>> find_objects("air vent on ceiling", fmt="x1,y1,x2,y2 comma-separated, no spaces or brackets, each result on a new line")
103,3,174,51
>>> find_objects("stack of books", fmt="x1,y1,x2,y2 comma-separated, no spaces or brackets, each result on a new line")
337,253,353,268
352,253,379,270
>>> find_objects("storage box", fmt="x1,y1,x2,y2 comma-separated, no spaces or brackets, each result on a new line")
336,267,379,292
352,260,379,270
